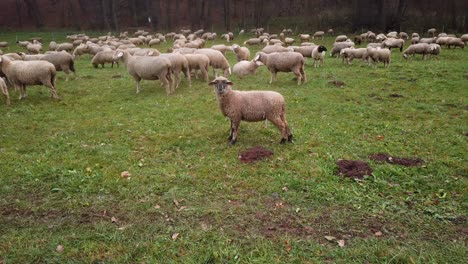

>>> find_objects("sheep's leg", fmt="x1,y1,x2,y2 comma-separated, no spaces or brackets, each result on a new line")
270,116,288,144
184,68,192,87
166,72,175,94
174,71,181,89
229,120,240,145
227,120,234,141
202,67,209,82
193,69,199,79
64,69,70,82
300,66,306,83
133,76,142,93
160,73,170,96
280,112,293,142
269,71,276,84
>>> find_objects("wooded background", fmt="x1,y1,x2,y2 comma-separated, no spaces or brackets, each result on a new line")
0,0,466,33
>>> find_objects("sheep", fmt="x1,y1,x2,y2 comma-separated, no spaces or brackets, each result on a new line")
41,51,77,81
411,37,420,44
284,38,295,46
16,40,30,47
211,44,231,55
436,37,451,47
48,41,73,52
262,44,292,54
0,55,59,100
366,47,391,67
73,43,89,57
0,77,9,106
231,44,250,61
253,51,306,85
148,38,161,46
268,39,283,45
113,50,173,95
0,42,8,49
398,32,409,40
354,35,363,45
386,31,398,38
419,37,436,44
367,32,376,42
159,53,192,89
335,35,348,42
300,42,316,46
18,52,43,61
290,45,317,59
299,34,311,42
209,76,293,145
382,38,405,52
26,40,42,54
330,41,355,57
328,29,334,36
194,49,231,77
313,31,325,40
376,33,387,42
172,47,197,54
340,47,368,65
311,45,327,68
461,34,468,44
367,43,382,49
3,53,22,60
183,54,210,82
402,43,431,60
412,33,420,39
428,44,441,59
447,38,465,49
244,38,262,46
132,48,160,56
232,60,262,78
427,28,436,37
91,50,119,68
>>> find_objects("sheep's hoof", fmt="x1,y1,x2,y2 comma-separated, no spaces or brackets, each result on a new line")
229,139,237,145
288,134,294,142
280,138,287,144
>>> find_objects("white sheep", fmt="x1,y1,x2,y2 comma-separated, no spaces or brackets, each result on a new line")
243,38,262,46
91,51,119,68
340,47,368,65
313,31,325,40
194,49,231,78
262,44,292,54
299,34,311,42
183,53,210,82
253,51,306,85
311,45,327,68
427,28,437,37
113,50,173,95
48,41,73,52
331,41,355,57
0,77,9,106
159,53,192,88
429,44,441,59
284,38,295,46
209,76,293,145
0,55,59,100
16,40,30,47
231,44,250,61
41,51,77,81
461,34,468,44
382,38,405,52
210,44,231,55
335,35,348,42
26,40,42,54
366,47,391,67
403,43,431,60
447,38,465,49
232,60,262,78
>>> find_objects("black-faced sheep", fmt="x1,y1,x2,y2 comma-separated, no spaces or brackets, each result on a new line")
311,45,327,68
209,76,293,145
253,52,306,85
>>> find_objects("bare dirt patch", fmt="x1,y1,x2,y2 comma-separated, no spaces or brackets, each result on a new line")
238,146,273,163
369,153,424,167
389,93,404,98
336,160,372,179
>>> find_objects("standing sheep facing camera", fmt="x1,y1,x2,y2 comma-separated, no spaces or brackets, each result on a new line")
209,76,293,145
231,44,250,61
311,45,327,67
253,51,306,85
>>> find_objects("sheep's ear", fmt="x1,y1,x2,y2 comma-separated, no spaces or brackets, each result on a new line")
226,81,233,85
208,80,217,86
253,54,260,61
116,51,124,57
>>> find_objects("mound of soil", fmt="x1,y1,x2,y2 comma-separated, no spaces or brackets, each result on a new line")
369,153,424,167
239,146,274,164
389,93,404,98
328,80,345,88
336,160,372,179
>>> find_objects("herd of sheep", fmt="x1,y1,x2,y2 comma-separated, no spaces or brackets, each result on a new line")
0,27,466,143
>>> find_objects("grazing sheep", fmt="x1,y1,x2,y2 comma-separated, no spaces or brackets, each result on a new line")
253,52,306,85
299,34,311,42
194,49,231,77
366,47,391,67
172,47,197,54
48,41,73,52
340,48,368,65
398,32,409,40
386,31,398,38
402,43,431,60
183,54,210,82
18,52,43,61
113,50,173,95
412,33,420,38
419,37,436,44
461,34,468,44
331,41,355,57
0,77,9,106
133,48,160,56
16,40,30,47
313,31,325,40
268,39,283,45
26,40,42,54
429,44,441,59
73,44,89,57
211,44,231,55
411,37,420,44
41,51,77,81
335,35,348,42
436,37,450,47
382,38,405,52
3,53,22,60
148,38,161,46
311,45,327,67
447,38,465,49
231,44,250,61
262,44,292,54
0,55,59,100
427,28,437,37
290,45,317,59
0,42,8,50
284,38,295,46
91,50,119,68
209,76,293,144
354,35,362,45
244,38,262,46
232,60,262,78
160,53,192,88
376,33,387,42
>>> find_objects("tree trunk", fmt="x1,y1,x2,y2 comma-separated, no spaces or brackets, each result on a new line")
23,0,44,28
111,0,119,31
101,0,111,31
376,0,386,31
224,0,231,31
15,0,22,28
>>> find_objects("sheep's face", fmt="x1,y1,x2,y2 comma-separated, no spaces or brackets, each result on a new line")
209,78,233,94
318,45,327,52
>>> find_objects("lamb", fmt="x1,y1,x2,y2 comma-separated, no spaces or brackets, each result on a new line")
231,44,250,61
0,77,9,106
183,54,210,82
41,51,77,81
48,41,73,52
253,52,306,85
340,47,368,65
330,41,355,57
91,50,119,68
194,49,231,77
313,31,325,40
382,38,405,52
311,45,327,67
209,76,293,144
427,28,437,37
244,38,262,45
262,44,292,54
26,40,42,54
113,50,173,95
366,47,391,67
335,35,348,42
0,55,59,100
232,60,262,78
447,38,465,49
402,43,431,60
159,53,192,88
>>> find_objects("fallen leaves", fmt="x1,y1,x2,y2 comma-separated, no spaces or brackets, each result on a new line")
324,236,346,247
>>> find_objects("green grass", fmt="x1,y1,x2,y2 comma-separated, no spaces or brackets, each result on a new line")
0,31,467,263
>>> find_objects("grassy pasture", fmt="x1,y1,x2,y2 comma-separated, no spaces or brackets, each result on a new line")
0,31,467,263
